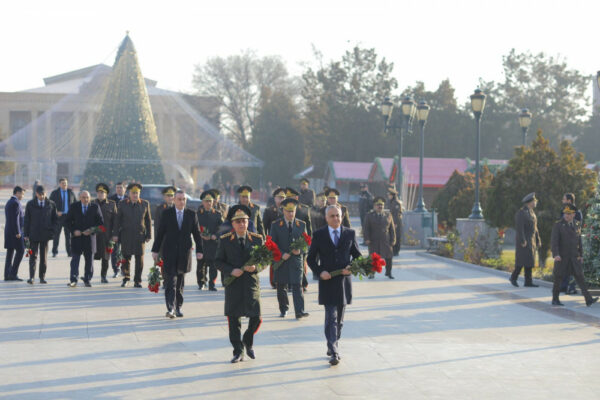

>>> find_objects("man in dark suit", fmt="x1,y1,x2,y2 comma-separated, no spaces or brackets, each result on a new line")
215,205,264,363
49,178,75,257
550,204,598,307
4,186,26,281
108,181,127,277
65,191,104,287
271,198,309,319
298,178,315,207
307,204,362,366
24,186,58,284
152,190,203,318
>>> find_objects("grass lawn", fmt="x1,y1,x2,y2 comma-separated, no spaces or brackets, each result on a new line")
489,249,554,281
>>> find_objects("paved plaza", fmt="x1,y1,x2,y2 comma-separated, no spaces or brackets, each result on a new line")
1,241,599,399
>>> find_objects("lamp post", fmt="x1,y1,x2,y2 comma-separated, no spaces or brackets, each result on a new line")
518,108,532,146
468,88,486,220
597,71,600,90
414,100,430,212
381,96,415,194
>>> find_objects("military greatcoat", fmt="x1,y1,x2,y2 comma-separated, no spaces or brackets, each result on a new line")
515,206,541,267
363,209,396,259
112,198,152,256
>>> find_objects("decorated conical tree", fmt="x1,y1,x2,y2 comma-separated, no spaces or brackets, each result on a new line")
81,34,165,189
582,178,600,286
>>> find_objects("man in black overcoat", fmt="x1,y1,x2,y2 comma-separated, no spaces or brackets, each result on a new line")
65,191,104,287
4,186,25,281
152,190,203,318
307,204,362,366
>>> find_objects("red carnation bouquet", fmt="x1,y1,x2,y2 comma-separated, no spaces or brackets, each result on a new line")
106,240,115,254
147,258,164,293
329,252,386,280
88,225,107,234
24,238,33,257
224,235,281,287
200,226,215,240
272,232,311,271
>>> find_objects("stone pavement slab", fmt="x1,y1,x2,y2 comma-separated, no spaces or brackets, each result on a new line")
1,248,599,399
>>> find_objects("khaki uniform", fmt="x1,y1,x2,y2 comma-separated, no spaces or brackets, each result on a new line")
388,197,402,255
363,209,396,276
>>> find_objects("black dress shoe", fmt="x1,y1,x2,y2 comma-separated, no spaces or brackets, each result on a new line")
586,297,599,307
279,311,287,318
209,286,217,292
52,253,57,258
27,279,34,285
524,283,539,287
329,355,340,365
133,282,142,288
295,312,309,319
112,271,119,278
552,299,564,306
246,348,255,359
39,279,47,284
121,280,129,287
175,309,184,317
231,353,244,363
166,310,175,319
68,282,77,287
509,278,519,287
13,277,23,282
387,274,395,279
84,280,92,287
101,277,108,284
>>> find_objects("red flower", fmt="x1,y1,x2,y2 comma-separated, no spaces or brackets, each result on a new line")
157,260,164,267
99,225,107,233
106,247,113,254
370,252,386,273
272,248,282,262
302,232,312,246
200,226,205,233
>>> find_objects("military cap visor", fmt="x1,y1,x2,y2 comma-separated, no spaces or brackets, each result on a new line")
200,191,214,201
162,186,177,196
227,204,252,221
285,187,300,197
563,204,577,214
273,188,286,198
127,183,142,193
374,197,385,205
95,183,109,193
281,198,299,211
300,178,310,184
522,192,536,203
326,188,340,197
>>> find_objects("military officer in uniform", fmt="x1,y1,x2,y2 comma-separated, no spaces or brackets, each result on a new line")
263,188,285,236
364,196,396,279
311,192,327,232
322,189,351,228
285,187,312,290
298,178,315,207
112,183,152,288
211,189,229,222
550,204,598,307
270,198,310,319
94,183,117,283
215,205,264,363
386,187,403,256
237,185,264,237
510,192,541,288
196,191,224,291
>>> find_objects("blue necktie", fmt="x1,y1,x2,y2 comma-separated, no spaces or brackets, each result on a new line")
333,230,339,246
83,205,87,214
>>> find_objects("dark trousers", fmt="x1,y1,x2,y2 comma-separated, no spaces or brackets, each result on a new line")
70,249,93,283
511,265,533,284
5,246,24,280
559,274,577,293
110,242,121,273
277,283,305,315
552,260,592,302
227,316,261,355
52,216,71,256
385,257,393,276
197,258,218,289
29,240,49,279
324,304,345,356
100,258,110,278
164,270,185,311
122,254,143,283
393,230,402,255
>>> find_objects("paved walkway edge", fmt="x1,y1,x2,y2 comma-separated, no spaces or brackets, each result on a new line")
416,251,553,289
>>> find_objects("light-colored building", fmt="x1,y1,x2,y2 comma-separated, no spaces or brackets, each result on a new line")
0,64,262,189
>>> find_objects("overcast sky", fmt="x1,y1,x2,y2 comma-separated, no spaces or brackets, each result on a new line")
1,0,598,101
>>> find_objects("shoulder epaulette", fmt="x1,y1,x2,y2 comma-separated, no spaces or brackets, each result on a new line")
248,232,262,240
221,232,234,240
279,220,284,227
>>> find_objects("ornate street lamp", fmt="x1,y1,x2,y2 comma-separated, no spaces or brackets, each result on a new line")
414,100,430,212
381,96,415,193
468,88,486,220
518,108,532,146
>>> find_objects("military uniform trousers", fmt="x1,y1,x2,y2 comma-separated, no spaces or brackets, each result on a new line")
228,316,262,356
552,259,593,303
197,258,219,289
510,265,534,285
277,283,305,316
122,254,144,284
29,240,49,280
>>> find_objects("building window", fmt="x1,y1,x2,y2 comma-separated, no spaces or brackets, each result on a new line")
51,112,73,145
9,111,31,151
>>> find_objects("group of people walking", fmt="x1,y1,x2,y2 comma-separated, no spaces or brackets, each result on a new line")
3,178,403,366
